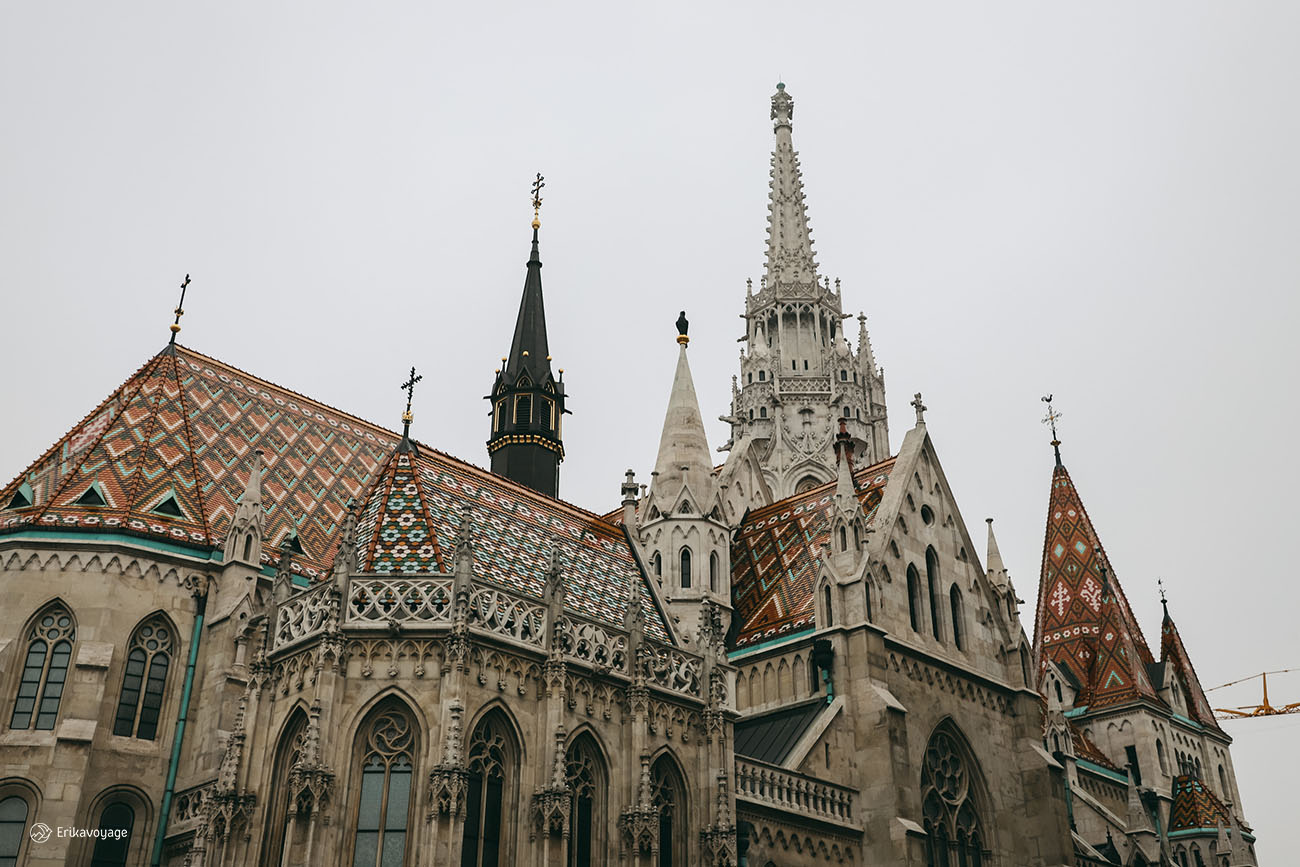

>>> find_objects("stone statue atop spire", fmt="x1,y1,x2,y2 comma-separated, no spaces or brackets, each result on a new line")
717,84,890,517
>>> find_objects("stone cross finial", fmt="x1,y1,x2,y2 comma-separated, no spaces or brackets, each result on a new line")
911,393,927,425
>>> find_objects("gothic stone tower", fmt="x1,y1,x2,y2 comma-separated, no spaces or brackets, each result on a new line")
720,84,889,520
487,196,567,497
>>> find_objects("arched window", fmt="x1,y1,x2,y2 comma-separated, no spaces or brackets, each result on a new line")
839,526,848,551
926,548,943,642
921,726,987,867
652,553,661,578
823,585,834,628
353,705,416,867
10,602,76,730
853,524,861,550
949,586,965,651
1217,764,1228,797
1054,680,1063,704
89,802,134,867
0,796,29,867
709,552,720,593
462,711,518,867
1157,740,1168,774
113,614,174,740
679,548,692,589
759,407,768,419
260,710,308,867
907,565,923,633
651,755,687,867
566,735,607,867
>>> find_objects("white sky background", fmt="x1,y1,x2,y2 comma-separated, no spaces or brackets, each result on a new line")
2,2,1296,857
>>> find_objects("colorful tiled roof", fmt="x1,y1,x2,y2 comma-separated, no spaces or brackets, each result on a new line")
1169,774,1232,833
1068,719,1121,771
1,345,395,576
0,345,669,641
1033,463,1157,705
1160,607,1224,734
731,459,894,648
1082,585,1161,711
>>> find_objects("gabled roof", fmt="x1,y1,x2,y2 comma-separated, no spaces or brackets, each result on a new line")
1160,606,1225,734
1168,774,1232,833
734,698,828,764
357,449,445,574
1,345,669,641
1033,461,1157,701
731,458,893,649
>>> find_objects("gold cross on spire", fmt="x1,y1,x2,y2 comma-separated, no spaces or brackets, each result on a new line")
400,366,423,436
1041,394,1062,441
169,274,191,344
531,173,545,229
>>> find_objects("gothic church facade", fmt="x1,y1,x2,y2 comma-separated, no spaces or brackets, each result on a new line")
0,85,1256,866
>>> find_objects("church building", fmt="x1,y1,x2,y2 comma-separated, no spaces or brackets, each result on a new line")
0,85,1256,866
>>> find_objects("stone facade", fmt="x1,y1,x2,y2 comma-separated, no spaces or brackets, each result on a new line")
0,84,1256,867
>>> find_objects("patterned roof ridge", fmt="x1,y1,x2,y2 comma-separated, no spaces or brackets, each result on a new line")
731,457,895,648
25,348,215,548
1160,605,1225,734
1080,579,1162,711
1033,462,1155,690
0,348,161,514
358,448,446,574
1168,774,1232,833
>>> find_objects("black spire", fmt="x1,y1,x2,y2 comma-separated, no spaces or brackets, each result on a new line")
487,175,567,498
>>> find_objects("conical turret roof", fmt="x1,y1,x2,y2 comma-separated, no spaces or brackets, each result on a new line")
502,227,554,386
764,83,819,289
1034,460,1157,701
1160,604,1225,733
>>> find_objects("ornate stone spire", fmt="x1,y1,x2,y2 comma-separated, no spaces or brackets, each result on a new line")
646,312,715,516
985,517,1009,589
765,83,818,287
223,450,265,565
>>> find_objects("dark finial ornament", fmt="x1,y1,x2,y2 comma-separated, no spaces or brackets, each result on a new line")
1041,394,1063,467
676,311,689,346
399,366,423,447
531,173,545,229
169,274,191,345
1158,578,1168,615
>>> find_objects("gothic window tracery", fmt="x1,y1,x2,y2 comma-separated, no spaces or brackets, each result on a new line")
921,728,987,867
261,711,308,867
113,614,174,740
926,547,943,642
462,712,517,867
565,735,606,867
680,548,692,589
10,602,76,731
651,755,687,867
709,552,720,593
949,586,965,651
353,706,416,867
907,565,923,633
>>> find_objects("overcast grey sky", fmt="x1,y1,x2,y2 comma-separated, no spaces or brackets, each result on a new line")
2,2,1296,858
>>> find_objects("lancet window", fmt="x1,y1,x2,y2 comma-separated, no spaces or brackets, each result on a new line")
651,755,687,867
462,712,517,867
352,706,416,867
565,735,606,867
10,603,76,731
113,614,174,739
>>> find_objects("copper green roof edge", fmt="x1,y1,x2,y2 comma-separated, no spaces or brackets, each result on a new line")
1064,706,1089,717
1168,827,1253,841
1075,758,1128,784
727,626,816,660
1171,713,1204,731
0,526,297,583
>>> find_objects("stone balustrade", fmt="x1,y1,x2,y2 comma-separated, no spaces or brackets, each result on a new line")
347,576,454,624
273,581,337,651
734,756,857,828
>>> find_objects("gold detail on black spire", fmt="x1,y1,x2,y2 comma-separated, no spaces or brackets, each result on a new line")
399,366,423,451
169,274,191,344
1041,394,1063,466
531,173,545,230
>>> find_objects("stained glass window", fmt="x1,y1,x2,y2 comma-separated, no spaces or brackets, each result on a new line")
10,604,75,731
113,615,173,739
352,708,415,867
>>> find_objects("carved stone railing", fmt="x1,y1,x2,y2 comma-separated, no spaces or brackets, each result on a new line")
168,780,216,835
555,613,629,674
466,585,548,647
274,582,336,651
644,639,702,698
777,375,832,397
347,576,454,624
734,757,857,828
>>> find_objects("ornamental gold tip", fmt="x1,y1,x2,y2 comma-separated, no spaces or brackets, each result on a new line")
677,334,690,346
170,323,182,334
532,217,541,230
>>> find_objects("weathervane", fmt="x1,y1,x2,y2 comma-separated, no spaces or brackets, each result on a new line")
1041,394,1063,465
400,366,423,439
168,274,191,345
531,173,545,229
1158,578,1168,614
